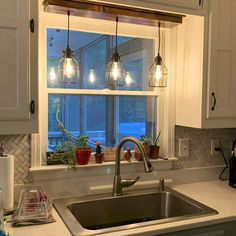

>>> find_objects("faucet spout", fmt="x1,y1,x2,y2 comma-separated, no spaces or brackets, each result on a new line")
112,137,154,196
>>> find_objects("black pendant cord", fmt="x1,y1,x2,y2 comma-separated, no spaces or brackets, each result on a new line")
115,16,118,54
158,22,161,56
67,11,70,49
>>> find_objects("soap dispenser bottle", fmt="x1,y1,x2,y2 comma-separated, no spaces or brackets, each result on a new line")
229,140,236,188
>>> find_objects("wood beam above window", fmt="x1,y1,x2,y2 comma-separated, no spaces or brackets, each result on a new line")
43,0,184,28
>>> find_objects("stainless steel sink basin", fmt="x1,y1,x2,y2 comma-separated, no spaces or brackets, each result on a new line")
53,187,218,235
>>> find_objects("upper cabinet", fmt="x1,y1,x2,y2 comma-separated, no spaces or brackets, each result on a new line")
144,0,203,11
92,0,205,15
176,0,236,128
0,0,38,134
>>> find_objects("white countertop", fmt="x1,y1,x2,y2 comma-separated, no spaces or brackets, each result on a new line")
6,180,236,236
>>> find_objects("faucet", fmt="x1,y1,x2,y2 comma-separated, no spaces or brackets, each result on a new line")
112,137,154,196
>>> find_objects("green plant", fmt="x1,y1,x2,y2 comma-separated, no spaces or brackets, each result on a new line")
54,140,77,170
56,105,90,148
139,131,161,146
139,135,152,145
153,131,161,146
95,141,102,154
77,135,89,149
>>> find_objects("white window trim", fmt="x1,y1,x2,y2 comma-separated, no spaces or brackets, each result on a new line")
31,7,176,169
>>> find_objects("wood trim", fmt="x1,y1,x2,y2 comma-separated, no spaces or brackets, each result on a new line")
43,0,183,28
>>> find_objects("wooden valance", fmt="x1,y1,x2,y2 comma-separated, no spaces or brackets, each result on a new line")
43,0,184,28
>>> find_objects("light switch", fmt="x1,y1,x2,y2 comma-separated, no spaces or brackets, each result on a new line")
179,139,189,157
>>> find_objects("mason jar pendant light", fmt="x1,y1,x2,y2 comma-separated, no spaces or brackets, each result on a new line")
148,22,167,87
106,16,125,89
58,11,79,84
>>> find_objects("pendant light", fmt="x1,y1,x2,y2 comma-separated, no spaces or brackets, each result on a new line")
58,11,79,84
148,22,167,87
106,16,125,89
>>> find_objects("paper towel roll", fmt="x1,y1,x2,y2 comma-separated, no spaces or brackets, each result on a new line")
0,154,14,210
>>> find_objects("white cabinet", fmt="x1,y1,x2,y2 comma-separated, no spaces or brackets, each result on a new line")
94,0,205,15
146,0,203,11
176,0,236,128
0,0,38,134
206,0,236,120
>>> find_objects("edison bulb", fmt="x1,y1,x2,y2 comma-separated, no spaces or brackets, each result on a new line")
49,67,56,81
125,72,132,85
111,62,120,80
89,69,96,84
63,58,75,78
155,65,162,81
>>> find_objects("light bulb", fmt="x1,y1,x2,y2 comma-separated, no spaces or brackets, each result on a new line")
125,72,132,85
155,65,162,81
112,62,120,80
49,67,56,81
89,69,96,84
63,58,75,78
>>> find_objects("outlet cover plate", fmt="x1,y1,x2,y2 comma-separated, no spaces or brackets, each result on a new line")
179,139,189,157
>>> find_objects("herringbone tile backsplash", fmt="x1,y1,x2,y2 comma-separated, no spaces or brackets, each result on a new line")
1,127,236,184
174,126,236,169
0,135,32,184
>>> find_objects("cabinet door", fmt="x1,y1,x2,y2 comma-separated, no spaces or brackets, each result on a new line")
0,0,30,120
207,0,236,119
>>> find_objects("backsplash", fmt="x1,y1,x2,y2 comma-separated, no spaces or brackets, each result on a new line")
2,127,236,184
174,126,236,169
0,135,32,184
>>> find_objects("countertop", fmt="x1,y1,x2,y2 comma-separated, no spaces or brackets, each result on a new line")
6,180,236,236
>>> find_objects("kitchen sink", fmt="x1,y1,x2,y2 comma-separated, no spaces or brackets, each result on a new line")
53,187,218,235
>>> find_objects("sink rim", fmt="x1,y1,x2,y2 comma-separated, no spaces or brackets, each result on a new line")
53,187,218,236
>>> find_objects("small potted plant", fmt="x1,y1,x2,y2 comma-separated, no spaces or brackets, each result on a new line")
134,135,151,161
95,141,104,164
53,140,77,170
149,131,161,159
76,135,92,165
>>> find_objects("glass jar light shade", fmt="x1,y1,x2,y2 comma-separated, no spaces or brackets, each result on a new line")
148,55,167,87
58,47,79,84
106,53,125,89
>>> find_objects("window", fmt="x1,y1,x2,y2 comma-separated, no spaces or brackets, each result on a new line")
37,13,174,164
47,29,157,151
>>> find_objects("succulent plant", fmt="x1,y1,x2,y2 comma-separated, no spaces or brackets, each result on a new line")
95,141,102,154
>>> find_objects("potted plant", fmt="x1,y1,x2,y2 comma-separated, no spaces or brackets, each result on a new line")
149,131,161,159
76,135,92,165
56,105,92,165
53,140,77,170
134,135,151,161
95,141,104,164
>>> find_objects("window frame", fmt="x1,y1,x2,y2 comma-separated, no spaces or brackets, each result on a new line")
31,10,176,168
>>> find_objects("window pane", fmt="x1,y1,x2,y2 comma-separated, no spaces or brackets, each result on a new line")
48,95,157,151
47,28,154,91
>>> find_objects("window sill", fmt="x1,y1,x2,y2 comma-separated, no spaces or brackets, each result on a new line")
30,157,178,172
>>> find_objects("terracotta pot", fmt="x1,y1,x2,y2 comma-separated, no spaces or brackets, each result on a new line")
95,153,104,163
134,142,150,161
149,145,160,159
76,148,92,165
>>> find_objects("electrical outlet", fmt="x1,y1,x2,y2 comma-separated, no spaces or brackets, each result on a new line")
211,139,220,156
179,139,189,157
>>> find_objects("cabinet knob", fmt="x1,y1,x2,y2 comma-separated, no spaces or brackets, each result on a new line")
211,92,216,111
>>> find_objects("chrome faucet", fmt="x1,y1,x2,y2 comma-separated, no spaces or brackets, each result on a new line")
112,137,154,196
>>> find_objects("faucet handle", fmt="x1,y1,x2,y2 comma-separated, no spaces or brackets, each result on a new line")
121,176,140,188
